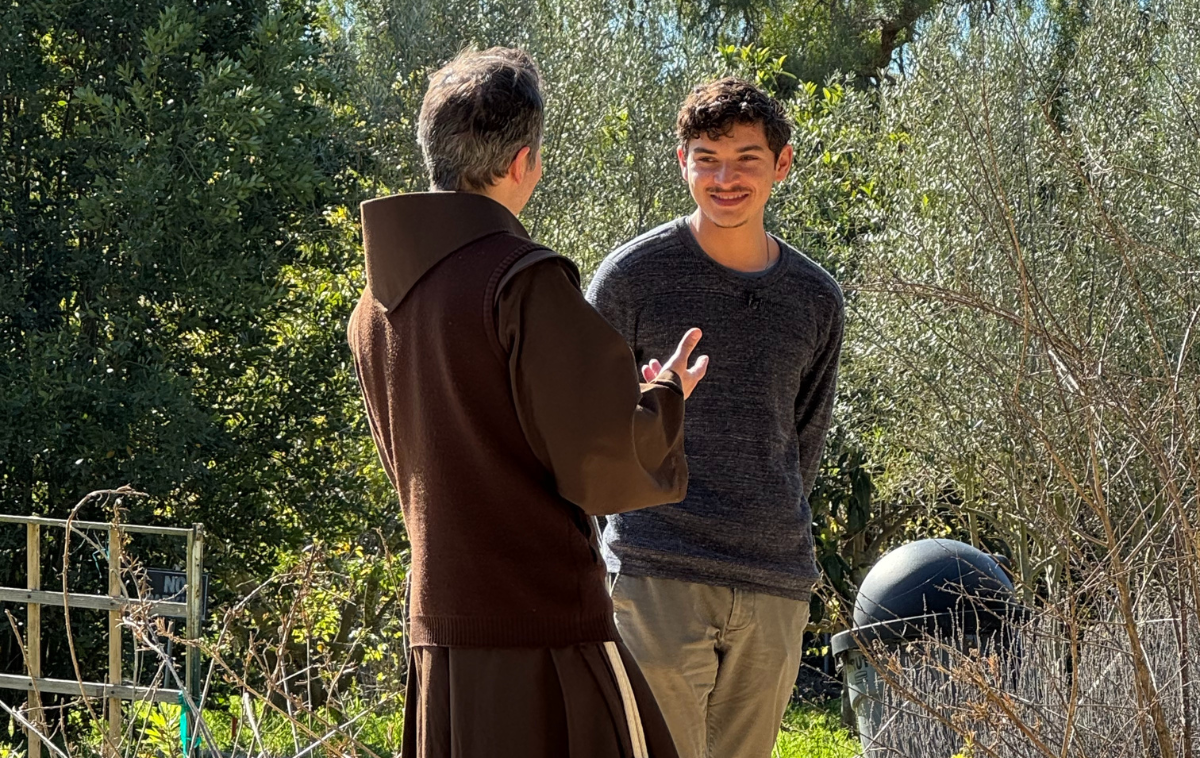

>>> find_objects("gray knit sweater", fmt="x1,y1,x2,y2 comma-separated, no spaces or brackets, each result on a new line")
586,218,844,601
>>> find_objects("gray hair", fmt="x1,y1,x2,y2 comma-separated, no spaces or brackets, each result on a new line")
417,47,544,192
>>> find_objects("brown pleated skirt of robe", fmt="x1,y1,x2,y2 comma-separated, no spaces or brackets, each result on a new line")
401,639,680,758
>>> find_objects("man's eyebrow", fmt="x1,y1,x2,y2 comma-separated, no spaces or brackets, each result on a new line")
691,144,768,155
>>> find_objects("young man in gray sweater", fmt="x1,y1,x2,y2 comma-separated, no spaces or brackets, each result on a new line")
586,78,844,758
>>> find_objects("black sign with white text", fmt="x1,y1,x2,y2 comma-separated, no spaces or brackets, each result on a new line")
140,569,209,617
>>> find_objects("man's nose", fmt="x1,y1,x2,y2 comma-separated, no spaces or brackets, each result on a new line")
715,161,737,184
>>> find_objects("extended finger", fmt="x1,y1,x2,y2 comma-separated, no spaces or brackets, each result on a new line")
670,328,703,365
642,364,655,382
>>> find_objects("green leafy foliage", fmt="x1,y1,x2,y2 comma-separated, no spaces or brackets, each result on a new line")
683,0,943,85
0,0,392,688
1,0,390,562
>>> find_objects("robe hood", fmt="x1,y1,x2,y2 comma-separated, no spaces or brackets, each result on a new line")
360,191,531,312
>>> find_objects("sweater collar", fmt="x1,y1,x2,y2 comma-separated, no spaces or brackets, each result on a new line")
361,191,531,312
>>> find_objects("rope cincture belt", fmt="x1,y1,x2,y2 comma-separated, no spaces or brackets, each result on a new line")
602,641,649,758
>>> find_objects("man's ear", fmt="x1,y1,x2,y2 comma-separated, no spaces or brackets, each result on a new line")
508,145,533,184
677,145,688,178
774,144,794,182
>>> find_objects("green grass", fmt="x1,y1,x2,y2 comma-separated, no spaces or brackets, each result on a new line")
773,700,861,758
106,698,406,757
68,697,856,757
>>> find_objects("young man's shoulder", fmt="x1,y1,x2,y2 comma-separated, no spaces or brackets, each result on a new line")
777,239,845,310
602,219,687,273
588,219,687,301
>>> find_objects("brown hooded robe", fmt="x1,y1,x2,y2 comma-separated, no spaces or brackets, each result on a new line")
347,191,688,758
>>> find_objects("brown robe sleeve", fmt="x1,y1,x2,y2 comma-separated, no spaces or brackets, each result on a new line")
497,257,688,516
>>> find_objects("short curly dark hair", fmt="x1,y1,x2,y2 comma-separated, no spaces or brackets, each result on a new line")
676,78,792,157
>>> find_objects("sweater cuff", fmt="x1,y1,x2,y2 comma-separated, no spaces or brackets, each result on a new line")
649,370,684,396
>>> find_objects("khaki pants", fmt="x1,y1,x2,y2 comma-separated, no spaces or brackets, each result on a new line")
611,574,808,758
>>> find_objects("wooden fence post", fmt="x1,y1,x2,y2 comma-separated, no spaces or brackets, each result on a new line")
26,523,42,758
108,527,122,755
185,524,204,757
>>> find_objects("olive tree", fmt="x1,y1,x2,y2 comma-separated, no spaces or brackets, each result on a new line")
849,0,1200,752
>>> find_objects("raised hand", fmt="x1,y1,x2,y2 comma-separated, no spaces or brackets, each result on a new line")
643,328,709,399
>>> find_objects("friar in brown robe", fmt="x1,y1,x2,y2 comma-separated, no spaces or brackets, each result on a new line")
346,47,709,758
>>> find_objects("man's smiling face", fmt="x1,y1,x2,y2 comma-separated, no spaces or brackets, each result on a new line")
679,121,793,229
